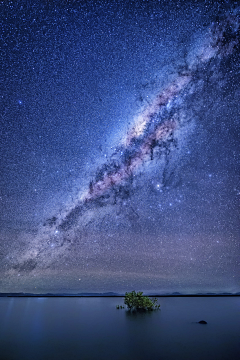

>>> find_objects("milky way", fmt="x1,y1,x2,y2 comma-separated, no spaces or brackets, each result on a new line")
50,10,239,233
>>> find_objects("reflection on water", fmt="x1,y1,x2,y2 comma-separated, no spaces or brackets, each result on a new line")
0,297,239,360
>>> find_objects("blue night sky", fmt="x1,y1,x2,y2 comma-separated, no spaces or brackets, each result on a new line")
0,0,239,294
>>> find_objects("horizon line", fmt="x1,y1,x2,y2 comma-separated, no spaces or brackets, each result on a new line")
0,292,239,298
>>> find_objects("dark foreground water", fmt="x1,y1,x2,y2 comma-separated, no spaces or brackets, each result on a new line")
0,296,239,360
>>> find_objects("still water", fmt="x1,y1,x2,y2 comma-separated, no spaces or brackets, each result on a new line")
0,296,239,360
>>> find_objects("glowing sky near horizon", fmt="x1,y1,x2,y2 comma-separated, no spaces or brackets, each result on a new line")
0,0,239,294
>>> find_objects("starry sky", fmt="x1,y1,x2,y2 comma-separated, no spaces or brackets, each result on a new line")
0,0,239,294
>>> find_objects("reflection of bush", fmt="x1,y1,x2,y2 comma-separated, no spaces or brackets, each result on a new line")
121,291,160,311
116,305,124,309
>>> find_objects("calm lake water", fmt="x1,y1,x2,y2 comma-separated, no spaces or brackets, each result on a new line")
0,296,239,360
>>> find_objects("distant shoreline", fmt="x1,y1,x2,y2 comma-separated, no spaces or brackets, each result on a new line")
0,293,239,298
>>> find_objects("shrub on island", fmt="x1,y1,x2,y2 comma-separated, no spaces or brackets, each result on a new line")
117,291,160,311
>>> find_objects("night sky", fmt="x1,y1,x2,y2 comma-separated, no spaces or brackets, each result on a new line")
1,0,239,294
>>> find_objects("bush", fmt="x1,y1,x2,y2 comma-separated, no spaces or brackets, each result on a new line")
124,291,160,311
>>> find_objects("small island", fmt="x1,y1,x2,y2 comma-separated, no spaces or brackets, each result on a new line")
117,291,160,311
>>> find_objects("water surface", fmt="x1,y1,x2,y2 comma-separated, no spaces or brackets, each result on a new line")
0,297,239,360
